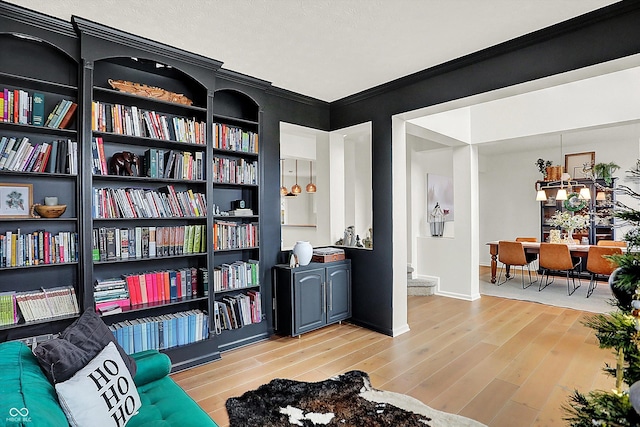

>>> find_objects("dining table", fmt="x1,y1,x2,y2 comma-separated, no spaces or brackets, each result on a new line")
486,241,591,284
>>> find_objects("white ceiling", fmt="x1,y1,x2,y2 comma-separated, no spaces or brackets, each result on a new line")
6,0,616,102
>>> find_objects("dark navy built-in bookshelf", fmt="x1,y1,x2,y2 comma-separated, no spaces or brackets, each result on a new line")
0,2,268,371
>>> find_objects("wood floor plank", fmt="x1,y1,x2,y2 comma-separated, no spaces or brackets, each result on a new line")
459,378,520,424
171,294,615,427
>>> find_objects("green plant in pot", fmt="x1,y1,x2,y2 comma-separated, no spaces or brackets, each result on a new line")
593,161,620,185
535,158,553,179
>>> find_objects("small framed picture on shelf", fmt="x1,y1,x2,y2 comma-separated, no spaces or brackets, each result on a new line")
565,151,595,179
0,183,33,218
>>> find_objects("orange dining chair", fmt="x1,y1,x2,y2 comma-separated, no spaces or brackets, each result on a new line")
538,242,582,295
516,237,538,268
497,241,537,288
585,246,622,297
597,240,627,247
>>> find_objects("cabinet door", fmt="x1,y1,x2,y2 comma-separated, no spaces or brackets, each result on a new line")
293,269,326,335
327,264,351,323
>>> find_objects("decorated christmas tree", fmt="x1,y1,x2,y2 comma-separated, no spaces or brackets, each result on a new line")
564,162,640,426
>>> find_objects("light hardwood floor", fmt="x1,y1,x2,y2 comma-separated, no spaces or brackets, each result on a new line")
172,291,616,427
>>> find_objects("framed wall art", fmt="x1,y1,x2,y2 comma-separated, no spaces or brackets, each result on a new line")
565,151,595,179
0,183,33,218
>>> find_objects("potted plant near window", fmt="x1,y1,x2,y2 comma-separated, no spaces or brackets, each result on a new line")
592,162,620,185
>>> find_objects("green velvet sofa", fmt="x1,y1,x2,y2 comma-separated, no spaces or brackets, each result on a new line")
0,341,217,427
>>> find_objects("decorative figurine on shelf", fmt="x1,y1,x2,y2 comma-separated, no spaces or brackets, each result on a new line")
109,151,141,176
363,227,373,249
289,253,298,268
108,79,194,106
429,203,445,237
355,235,363,248
343,226,356,246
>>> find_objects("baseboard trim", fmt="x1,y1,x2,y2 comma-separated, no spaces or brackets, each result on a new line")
392,324,411,337
435,289,482,301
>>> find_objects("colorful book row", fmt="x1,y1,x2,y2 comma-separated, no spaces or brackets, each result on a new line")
124,267,207,305
213,220,258,251
109,309,209,354
212,157,258,185
0,90,77,129
0,136,76,173
213,123,258,153
0,230,78,268
213,260,260,292
94,266,207,310
93,224,206,261
92,185,206,219
92,101,206,144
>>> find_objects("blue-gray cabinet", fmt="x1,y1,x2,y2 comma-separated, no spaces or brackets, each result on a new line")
273,260,351,336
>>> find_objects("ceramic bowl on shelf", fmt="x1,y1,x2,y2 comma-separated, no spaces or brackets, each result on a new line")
33,204,67,218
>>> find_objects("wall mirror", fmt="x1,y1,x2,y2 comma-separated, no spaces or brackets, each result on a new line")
280,122,373,250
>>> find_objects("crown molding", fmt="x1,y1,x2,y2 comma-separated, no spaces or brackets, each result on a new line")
216,68,272,91
72,16,223,71
0,1,76,39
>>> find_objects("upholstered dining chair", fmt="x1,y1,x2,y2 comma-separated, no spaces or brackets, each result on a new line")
597,240,627,247
515,237,538,268
585,246,622,297
538,242,582,295
497,241,537,288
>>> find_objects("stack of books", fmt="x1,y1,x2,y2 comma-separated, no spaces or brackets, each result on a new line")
94,278,131,315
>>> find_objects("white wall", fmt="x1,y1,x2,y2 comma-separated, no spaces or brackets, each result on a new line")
415,145,480,300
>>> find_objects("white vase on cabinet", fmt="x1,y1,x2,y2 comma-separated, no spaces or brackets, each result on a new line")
293,241,313,266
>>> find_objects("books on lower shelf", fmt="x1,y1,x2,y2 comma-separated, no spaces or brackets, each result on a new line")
213,291,262,333
213,260,259,292
93,224,206,261
92,185,206,218
12,286,80,323
0,136,77,173
108,309,209,354
1,229,78,268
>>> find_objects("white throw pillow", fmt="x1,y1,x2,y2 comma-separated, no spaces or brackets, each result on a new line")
55,342,141,427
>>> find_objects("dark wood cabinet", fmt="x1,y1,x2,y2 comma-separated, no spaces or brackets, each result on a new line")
273,260,351,337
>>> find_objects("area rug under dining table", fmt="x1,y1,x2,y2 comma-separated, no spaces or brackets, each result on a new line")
225,370,486,426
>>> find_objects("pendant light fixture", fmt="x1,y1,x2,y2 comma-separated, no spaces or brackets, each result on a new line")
280,159,288,196
305,160,317,193
556,134,567,200
291,160,302,194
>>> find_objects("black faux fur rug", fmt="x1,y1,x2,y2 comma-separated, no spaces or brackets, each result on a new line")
225,370,486,427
